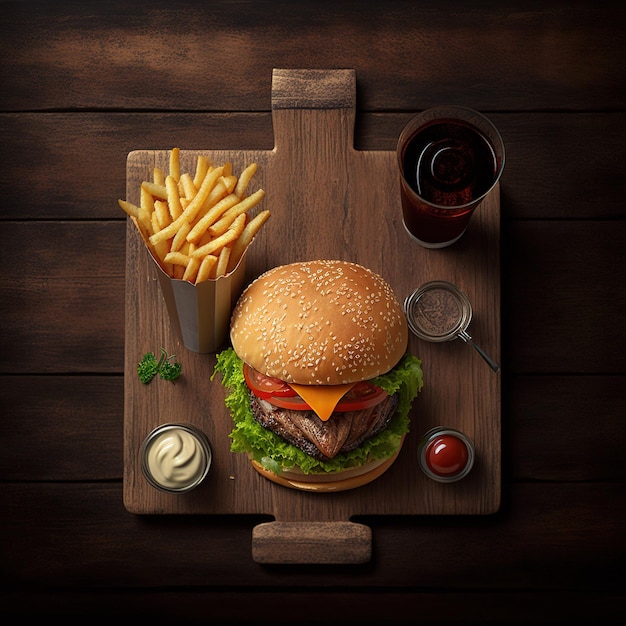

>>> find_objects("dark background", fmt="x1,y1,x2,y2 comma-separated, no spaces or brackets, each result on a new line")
1,1,624,623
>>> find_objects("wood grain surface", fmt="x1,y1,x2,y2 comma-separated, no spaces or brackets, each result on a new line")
123,72,501,543
1,0,625,622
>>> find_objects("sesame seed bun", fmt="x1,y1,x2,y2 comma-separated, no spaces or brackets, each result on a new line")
230,259,408,385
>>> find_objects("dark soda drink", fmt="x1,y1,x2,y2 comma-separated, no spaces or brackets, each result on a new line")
403,120,497,206
397,108,504,248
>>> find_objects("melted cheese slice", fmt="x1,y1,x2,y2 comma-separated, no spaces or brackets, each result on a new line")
287,382,357,422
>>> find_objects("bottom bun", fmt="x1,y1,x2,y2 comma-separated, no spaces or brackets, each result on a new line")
249,435,406,492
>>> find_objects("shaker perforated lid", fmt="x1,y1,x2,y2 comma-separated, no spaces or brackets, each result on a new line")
404,280,472,342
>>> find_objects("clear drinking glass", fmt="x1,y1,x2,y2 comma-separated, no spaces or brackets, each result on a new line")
397,106,505,248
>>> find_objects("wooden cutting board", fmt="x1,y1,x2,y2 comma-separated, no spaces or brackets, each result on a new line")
123,69,501,564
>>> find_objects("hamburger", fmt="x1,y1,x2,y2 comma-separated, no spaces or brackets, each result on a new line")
213,259,423,491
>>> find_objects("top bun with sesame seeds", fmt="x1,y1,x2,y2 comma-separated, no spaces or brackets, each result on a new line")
215,260,422,492
230,259,408,385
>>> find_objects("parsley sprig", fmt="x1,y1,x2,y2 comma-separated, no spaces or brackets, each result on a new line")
137,348,182,384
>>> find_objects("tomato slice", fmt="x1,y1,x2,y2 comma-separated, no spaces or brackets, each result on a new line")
243,364,388,413
243,364,297,398
261,394,311,410
337,381,388,411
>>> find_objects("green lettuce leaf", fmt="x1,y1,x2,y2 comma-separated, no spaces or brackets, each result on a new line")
212,348,423,475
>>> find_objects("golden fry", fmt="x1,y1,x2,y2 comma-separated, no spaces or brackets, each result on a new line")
179,172,197,200
183,255,201,283
196,229,213,248
137,188,155,236
153,239,171,271
141,181,168,200
215,245,232,278
229,212,247,237
129,215,148,245
137,210,153,238
150,210,161,234
221,175,238,194
164,251,191,267
195,254,218,284
153,167,165,186
193,155,211,188
118,199,139,219
130,216,168,274
140,185,155,210
178,239,192,257
227,209,271,273
128,212,150,245
235,163,258,197
190,229,238,259
165,175,183,221
169,147,180,181
191,213,246,259
186,193,240,244
170,220,192,253
199,172,235,213
209,189,265,237
154,199,171,230
137,212,153,240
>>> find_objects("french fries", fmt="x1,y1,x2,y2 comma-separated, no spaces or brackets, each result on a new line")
118,148,269,284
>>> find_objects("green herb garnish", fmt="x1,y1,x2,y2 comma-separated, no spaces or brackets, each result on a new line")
137,348,182,383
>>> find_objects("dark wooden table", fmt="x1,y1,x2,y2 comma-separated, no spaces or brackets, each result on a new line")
1,1,625,623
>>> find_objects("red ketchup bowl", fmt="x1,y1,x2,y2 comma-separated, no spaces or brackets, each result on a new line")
418,427,475,483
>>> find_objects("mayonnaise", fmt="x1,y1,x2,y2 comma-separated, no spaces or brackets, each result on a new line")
141,424,211,492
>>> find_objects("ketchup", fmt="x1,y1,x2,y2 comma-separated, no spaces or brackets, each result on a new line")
418,428,475,483
425,435,469,476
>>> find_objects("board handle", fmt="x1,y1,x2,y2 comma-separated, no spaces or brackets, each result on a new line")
252,521,371,564
271,68,356,110
270,68,357,157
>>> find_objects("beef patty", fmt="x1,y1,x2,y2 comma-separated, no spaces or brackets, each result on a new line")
249,393,399,461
